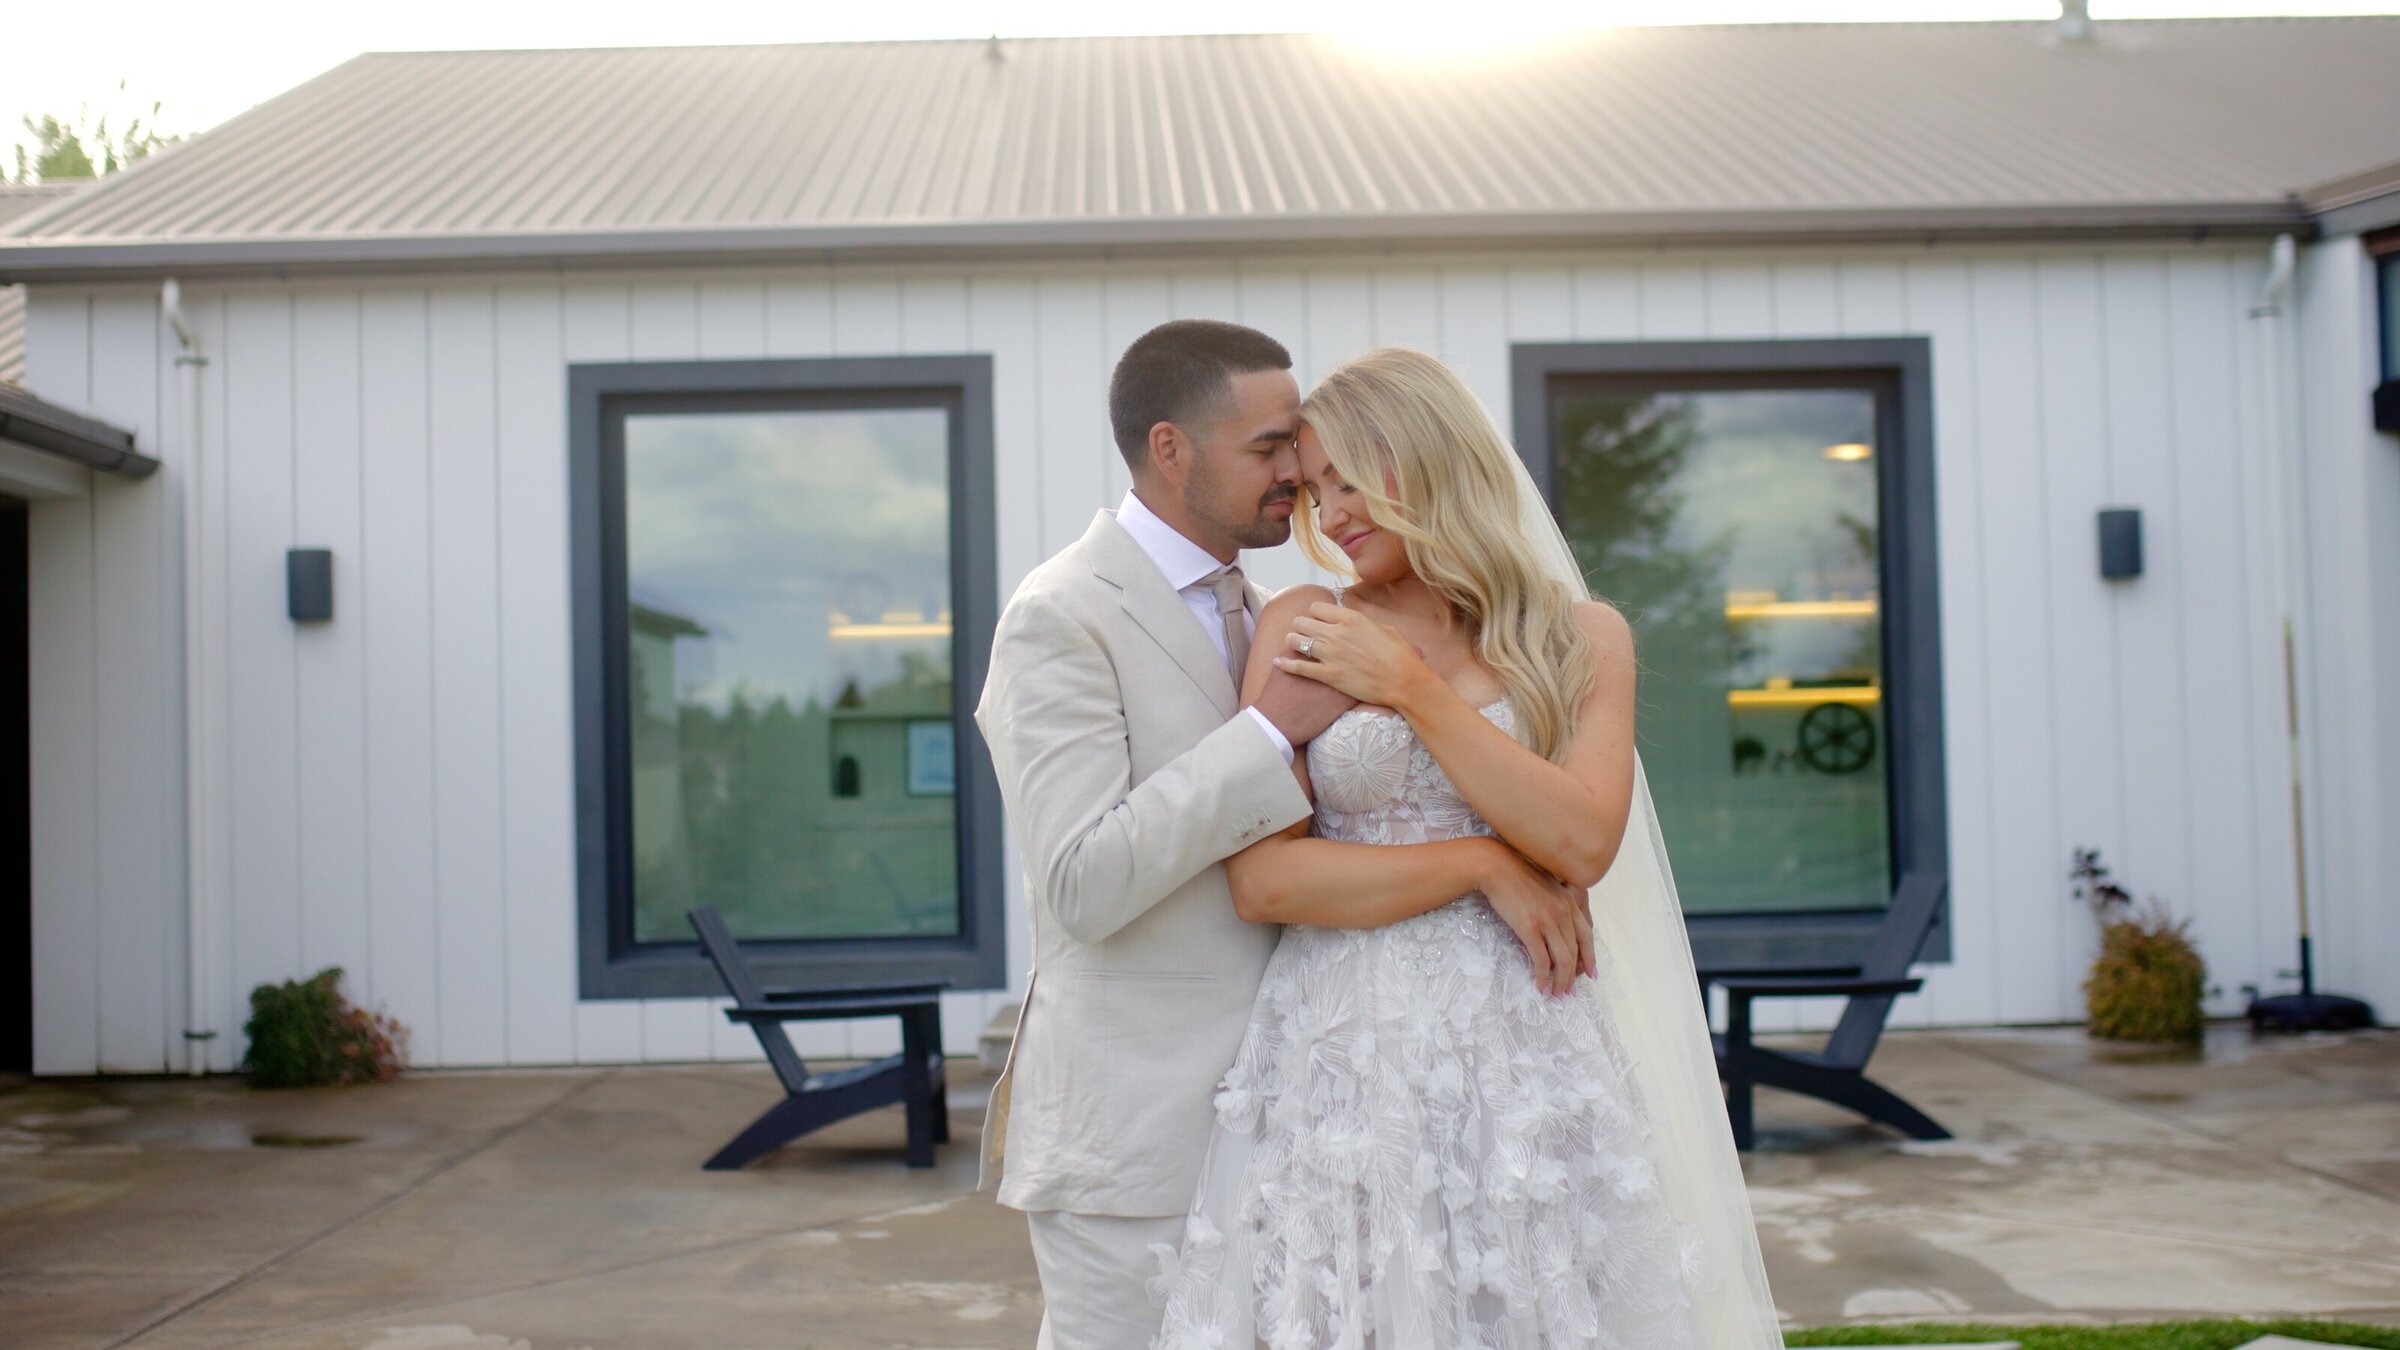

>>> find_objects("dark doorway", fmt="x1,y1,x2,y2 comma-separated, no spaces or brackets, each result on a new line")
1,495,26,1073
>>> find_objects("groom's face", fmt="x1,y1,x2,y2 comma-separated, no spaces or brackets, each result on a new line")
1180,367,1303,552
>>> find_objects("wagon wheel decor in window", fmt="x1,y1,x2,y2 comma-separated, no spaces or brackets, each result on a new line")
1797,702,1877,775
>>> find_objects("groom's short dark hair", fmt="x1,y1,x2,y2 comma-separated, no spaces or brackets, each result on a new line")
1109,320,1293,472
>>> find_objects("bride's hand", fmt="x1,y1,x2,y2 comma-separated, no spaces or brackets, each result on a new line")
1476,840,1598,997
1273,603,1435,711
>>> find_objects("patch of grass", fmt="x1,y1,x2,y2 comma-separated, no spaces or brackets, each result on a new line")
1784,1320,2400,1349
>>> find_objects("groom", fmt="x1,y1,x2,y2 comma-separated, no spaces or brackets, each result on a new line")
972,320,1351,1349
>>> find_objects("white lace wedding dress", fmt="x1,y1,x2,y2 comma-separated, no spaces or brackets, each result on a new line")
1150,697,1710,1350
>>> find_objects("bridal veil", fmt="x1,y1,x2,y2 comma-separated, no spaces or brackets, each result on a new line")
1506,442,1787,1345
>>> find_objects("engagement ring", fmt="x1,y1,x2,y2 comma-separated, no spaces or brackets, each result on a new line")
1297,637,1316,656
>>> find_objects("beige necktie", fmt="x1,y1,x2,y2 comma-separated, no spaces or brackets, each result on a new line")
1208,565,1250,682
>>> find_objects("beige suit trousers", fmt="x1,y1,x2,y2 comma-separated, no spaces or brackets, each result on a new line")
1026,1210,1185,1350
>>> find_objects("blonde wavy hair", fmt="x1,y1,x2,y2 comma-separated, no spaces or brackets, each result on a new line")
1297,346,1597,762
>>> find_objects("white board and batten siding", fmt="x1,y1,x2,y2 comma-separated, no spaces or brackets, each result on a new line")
23,238,2344,1072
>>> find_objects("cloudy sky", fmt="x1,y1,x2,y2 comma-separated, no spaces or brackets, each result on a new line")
10,0,2393,175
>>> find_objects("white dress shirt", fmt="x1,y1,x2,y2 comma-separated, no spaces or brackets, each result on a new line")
1116,490,1294,763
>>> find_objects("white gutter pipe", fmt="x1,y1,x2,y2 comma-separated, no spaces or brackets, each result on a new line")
2250,236,2322,996
162,279,216,1076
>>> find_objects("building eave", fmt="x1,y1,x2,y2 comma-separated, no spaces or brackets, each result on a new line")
2305,158,2400,238
0,385,157,478
0,201,2318,284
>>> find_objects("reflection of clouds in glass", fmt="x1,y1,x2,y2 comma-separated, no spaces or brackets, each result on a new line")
625,407,951,711
628,409,947,586
1664,390,1879,601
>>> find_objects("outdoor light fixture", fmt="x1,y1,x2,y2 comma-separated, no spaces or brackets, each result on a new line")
287,548,333,622
1821,442,1872,462
2097,509,2142,580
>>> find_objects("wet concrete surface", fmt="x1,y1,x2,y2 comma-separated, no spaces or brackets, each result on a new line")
2,1025,2393,1347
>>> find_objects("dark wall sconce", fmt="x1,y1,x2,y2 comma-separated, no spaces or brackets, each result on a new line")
287,548,334,622
2097,509,2142,581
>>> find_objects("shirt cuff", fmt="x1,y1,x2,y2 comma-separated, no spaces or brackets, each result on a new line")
1243,706,1295,764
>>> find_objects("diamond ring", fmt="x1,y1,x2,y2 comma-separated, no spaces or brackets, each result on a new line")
1296,636,1316,656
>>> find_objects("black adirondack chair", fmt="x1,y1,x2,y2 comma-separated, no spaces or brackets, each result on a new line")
1703,872,1952,1150
687,906,951,1169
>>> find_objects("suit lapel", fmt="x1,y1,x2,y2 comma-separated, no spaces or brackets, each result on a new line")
1083,511,1238,717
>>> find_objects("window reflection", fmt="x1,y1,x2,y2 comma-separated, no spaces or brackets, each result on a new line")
1555,386,1891,916
622,406,958,943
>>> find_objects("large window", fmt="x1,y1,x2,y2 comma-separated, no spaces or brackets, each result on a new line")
572,358,1002,998
1512,340,1945,971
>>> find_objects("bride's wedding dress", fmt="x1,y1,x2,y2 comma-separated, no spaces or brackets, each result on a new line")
1151,697,1715,1349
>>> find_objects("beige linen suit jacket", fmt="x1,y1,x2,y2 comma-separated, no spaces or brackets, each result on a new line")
973,509,1314,1217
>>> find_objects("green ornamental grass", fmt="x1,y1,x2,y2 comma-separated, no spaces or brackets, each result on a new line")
1783,1319,2400,1349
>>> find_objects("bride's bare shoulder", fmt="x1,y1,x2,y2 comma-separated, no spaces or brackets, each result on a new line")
1571,598,1635,661
1259,583,1339,632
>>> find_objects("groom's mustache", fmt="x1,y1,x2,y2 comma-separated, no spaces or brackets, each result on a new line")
1261,485,1300,508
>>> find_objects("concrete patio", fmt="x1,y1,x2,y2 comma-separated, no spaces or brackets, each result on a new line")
3,1024,2394,1349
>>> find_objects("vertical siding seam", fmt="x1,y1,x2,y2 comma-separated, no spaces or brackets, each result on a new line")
214,298,235,1069
2158,257,2199,926
1965,261,2004,1024
2097,256,2133,912
354,291,375,1012
286,291,306,978
155,301,177,1069
83,488,103,1063
422,290,442,1065
80,293,102,1066
2023,262,2067,1022
491,285,513,1061
555,288,577,1067
1030,279,1048,551
1433,265,1448,360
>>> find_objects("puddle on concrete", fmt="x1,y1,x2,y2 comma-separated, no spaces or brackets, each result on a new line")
250,1131,363,1149
2091,1042,2206,1065
97,1118,416,1151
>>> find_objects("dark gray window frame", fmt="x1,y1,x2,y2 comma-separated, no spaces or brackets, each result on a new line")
1510,338,1949,973
2374,242,2400,431
570,356,1005,999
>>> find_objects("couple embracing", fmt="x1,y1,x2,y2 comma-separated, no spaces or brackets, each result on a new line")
973,321,1780,1349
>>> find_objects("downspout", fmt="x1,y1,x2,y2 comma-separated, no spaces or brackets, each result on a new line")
2250,236,2321,998
163,279,215,1076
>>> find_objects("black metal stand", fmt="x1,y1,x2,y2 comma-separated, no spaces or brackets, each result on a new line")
2247,936,2377,1032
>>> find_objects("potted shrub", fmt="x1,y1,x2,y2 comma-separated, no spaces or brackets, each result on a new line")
2069,848,2207,1043
243,967,410,1087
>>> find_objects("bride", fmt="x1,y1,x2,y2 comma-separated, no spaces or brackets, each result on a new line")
1149,347,1782,1348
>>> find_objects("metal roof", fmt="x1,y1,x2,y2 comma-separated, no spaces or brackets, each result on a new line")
0,286,21,386
0,188,80,381
5,19,2400,279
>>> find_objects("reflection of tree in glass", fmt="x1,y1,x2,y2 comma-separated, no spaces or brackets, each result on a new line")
1831,509,1884,678
633,653,957,945
1553,395,1744,686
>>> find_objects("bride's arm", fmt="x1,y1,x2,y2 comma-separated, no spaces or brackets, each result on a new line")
1279,599,1638,889
1226,589,1595,991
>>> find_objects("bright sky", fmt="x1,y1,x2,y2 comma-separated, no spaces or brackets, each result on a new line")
9,0,2396,174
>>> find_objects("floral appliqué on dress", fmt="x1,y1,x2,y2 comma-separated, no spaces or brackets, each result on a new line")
1150,700,1706,1350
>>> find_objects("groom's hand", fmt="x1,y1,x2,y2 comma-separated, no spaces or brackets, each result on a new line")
1251,665,1358,747
1479,841,1598,997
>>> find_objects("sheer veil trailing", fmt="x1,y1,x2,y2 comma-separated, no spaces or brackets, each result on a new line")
1507,451,1787,1345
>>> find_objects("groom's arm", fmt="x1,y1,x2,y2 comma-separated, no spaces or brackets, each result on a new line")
975,591,1312,946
